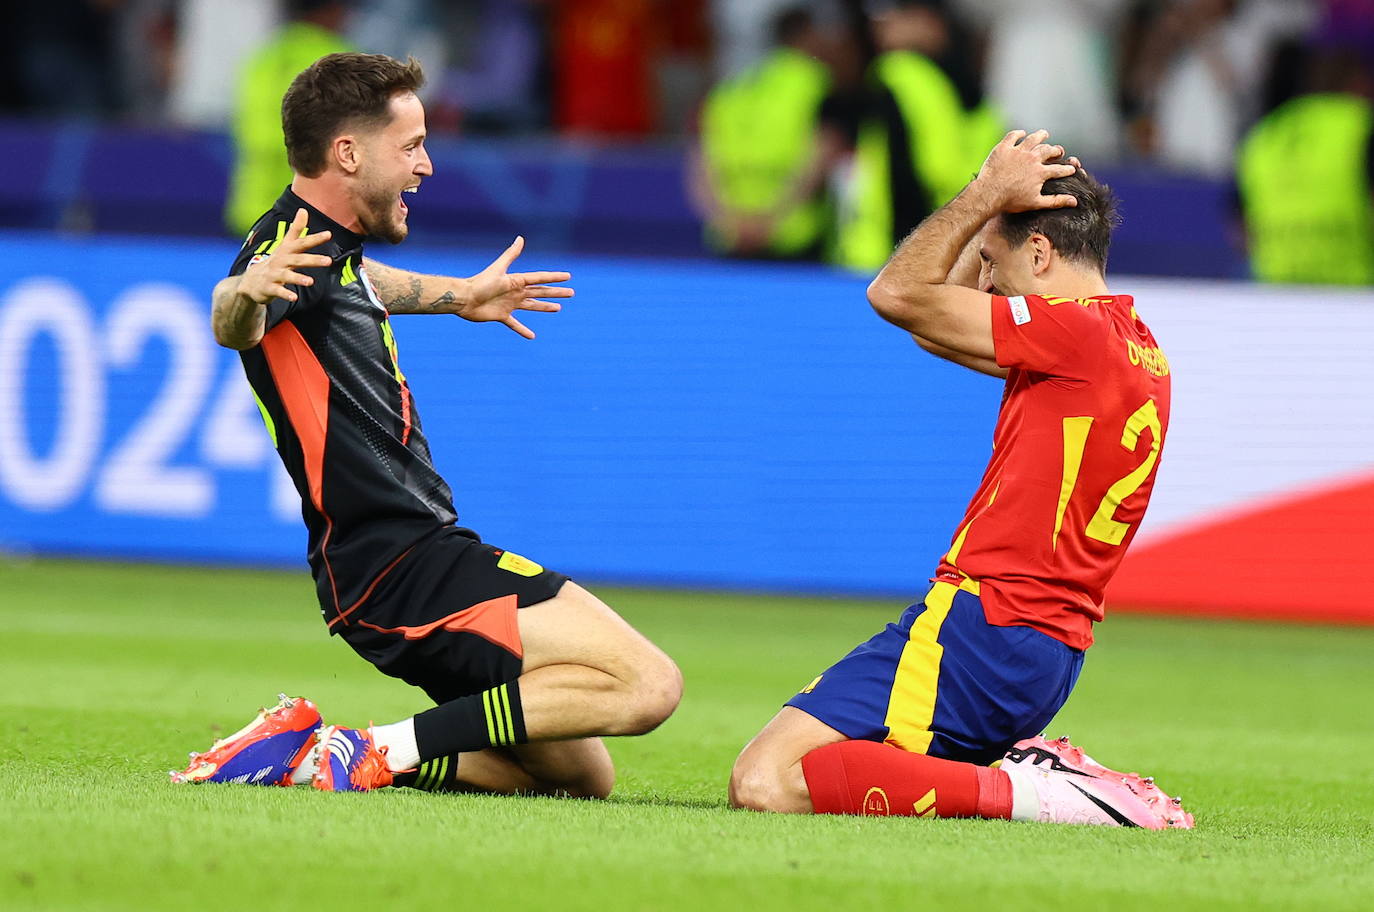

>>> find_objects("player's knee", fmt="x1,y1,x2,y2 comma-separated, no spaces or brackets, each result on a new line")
621,652,683,735
728,756,791,813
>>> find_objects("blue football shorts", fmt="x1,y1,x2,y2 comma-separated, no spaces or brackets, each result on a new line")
786,580,1085,766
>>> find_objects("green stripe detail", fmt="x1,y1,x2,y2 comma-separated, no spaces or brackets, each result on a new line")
483,689,499,745
250,387,277,446
497,685,515,745
340,255,358,286
416,760,435,791
436,754,450,789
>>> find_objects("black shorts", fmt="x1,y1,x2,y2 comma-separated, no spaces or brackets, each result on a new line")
334,526,569,704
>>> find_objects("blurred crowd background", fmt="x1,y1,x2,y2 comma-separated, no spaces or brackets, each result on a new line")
3,0,1372,283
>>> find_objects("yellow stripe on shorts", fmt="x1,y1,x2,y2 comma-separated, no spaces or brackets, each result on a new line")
881,580,975,754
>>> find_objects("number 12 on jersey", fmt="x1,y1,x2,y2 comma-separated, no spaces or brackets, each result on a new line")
1055,398,1163,550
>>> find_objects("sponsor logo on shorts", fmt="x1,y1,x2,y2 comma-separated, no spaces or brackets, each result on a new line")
800,674,823,695
1008,295,1032,326
497,550,544,577
862,786,891,816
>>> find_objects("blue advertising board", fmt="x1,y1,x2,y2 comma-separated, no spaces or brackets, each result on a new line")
0,231,999,596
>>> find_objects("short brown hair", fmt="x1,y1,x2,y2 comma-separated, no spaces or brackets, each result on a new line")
282,53,425,177
997,160,1121,272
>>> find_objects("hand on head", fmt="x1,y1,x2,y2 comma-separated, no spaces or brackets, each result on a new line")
976,130,1080,213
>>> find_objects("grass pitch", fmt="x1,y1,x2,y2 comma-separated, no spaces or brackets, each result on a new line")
1,557,1371,911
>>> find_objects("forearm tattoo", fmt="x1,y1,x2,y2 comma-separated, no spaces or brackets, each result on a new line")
365,259,461,314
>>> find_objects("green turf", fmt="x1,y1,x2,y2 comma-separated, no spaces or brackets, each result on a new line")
1,556,1371,911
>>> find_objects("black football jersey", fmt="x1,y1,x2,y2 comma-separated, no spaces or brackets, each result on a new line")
229,188,457,627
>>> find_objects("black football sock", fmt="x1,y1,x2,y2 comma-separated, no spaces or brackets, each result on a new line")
412,680,527,760
391,753,465,792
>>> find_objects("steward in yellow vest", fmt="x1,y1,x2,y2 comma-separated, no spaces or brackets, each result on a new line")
1237,91,1374,285
695,10,831,259
830,0,974,272
226,5,354,236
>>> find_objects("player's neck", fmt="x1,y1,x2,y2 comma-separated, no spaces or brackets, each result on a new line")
289,175,366,235
1030,267,1110,300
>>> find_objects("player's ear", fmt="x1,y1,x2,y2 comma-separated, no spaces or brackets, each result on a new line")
1029,234,1053,276
333,135,361,174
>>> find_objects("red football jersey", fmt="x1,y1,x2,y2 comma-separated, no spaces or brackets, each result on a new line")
934,293,1171,650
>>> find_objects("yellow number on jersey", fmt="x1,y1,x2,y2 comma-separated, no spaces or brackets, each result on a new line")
1056,398,1163,549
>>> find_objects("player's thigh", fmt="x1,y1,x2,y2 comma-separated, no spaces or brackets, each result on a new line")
510,737,615,799
518,581,679,687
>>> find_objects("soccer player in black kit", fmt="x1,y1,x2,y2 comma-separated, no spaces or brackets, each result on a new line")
172,54,681,795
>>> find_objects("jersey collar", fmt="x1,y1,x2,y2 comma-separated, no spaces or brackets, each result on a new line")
276,187,367,251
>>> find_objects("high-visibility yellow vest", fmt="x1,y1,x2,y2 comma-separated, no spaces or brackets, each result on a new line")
225,23,354,236
1237,93,1374,285
831,51,967,272
699,48,830,257
963,100,1006,179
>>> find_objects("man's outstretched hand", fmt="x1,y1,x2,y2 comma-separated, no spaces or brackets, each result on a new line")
462,236,574,339
974,130,1080,214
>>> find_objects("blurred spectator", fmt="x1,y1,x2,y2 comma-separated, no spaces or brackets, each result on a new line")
830,0,969,271
1235,11,1374,285
957,0,1126,163
711,0,808,79
690,6,832,258
224,0,355,235
170,0,277,127
7,0,126,117
116,1,179,123
552,0,656,136
429,0,547,134
1126,0,1315,175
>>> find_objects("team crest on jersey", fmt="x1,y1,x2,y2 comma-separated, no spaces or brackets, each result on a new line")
248,254,267,266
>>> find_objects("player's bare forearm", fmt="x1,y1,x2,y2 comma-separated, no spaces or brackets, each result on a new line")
911,335,1008,378
864,183,999,357
211,276,267,350
362,258,466,315
368,241,570,339
879,181,1000,299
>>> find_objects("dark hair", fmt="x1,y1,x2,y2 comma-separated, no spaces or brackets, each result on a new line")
997,160,1121,272
772,6,815,46
282,53,425,177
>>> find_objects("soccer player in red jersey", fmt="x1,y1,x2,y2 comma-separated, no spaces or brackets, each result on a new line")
729,130,1192,828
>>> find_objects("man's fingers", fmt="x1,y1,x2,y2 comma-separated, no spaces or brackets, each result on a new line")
290,207,310,233
279,271,313,287
282,253,334,269
502,314,535,339
1045,194,1079,208
1034,143,1065,162
1067,155,1082,169
493,235,525,272
265,283,297,303
1048,163,1078,179
288,229,333,252
521,284,574,298
516,300,563,313
1023,129,1050,148
1002,129,1027,146
512,270,572,286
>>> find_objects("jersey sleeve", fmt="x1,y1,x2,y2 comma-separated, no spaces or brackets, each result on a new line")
990,294,1107,379
226,216,330,331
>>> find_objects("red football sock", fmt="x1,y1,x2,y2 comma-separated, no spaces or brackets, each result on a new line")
801,740,1012,819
